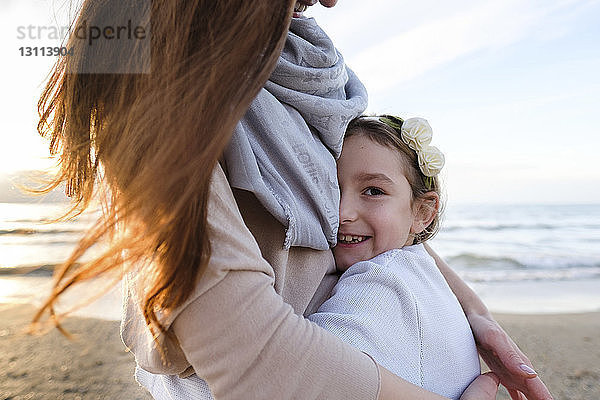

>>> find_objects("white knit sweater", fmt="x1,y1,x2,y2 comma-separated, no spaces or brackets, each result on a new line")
135,244,480,400
308,244,480,400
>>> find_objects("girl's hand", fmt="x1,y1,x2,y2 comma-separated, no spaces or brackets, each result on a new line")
467,311,554,400
460,372,500,400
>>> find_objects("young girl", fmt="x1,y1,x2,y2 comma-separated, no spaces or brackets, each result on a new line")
308,115,481,400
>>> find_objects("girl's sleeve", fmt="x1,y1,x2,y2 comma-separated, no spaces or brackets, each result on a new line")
169,164,380,400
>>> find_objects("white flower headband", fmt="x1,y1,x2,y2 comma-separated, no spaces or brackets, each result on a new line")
378,115,445,186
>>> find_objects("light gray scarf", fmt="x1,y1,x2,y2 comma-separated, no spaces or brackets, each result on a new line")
224,17,368,250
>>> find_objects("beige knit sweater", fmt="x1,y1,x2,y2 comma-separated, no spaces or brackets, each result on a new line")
121,164,380,399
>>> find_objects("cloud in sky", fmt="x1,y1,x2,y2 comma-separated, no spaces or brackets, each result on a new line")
3,0,599,203
308,0,600,203
312,0,597,93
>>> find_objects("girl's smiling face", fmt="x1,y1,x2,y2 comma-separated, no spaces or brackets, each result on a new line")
334,134,420,271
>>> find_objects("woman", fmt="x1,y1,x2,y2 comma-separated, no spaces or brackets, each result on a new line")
35,1,552,399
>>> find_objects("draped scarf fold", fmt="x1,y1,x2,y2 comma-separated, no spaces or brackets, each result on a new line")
223,17,368,250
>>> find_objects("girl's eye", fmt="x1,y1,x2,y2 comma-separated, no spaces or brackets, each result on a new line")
363,187,384,196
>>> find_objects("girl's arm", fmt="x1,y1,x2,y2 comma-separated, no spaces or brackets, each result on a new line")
424,243,554,400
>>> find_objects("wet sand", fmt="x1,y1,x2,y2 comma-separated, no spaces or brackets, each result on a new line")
1,303,598,399
493,312,600,400
0,303,151,400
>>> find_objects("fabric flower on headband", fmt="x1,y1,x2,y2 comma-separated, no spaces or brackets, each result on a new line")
379,115,445,178
399,117,433,151
418,145,445,177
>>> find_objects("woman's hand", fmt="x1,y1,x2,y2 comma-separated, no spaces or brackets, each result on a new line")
467,311,554,400
460,372,500,400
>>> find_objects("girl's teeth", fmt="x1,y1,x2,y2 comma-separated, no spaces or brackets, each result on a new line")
338,235,367,243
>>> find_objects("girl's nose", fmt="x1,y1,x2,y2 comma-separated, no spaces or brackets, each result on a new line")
339,195,358,223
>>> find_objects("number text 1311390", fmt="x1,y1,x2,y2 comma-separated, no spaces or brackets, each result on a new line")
19,47,74,57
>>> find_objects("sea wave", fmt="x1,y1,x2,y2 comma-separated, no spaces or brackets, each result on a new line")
448,253,525,268
442,223,600,232
0,264,60,276
461,266,600,283
448,253,600,271
0,228,83,236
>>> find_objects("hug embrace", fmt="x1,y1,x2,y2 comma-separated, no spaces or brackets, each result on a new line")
35,1,553,399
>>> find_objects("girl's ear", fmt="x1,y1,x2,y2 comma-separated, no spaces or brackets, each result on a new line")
411,192,440,235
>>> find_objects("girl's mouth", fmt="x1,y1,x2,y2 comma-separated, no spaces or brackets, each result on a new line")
337,234,371,245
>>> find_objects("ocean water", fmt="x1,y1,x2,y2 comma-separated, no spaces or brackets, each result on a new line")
0,202,100,272
430,203,600,283
1,202,599,314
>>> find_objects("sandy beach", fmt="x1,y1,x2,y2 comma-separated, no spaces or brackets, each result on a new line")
0,303,151,400
492,312,599,400
1,303,598,399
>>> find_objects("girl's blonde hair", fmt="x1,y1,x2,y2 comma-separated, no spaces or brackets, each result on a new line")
34,0,295,337
345,116,444,244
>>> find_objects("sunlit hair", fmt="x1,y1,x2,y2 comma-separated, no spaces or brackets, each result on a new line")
345,116,444,244
33,0,295,339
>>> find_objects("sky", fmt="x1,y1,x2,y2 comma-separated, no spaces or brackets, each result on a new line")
1,0,599,204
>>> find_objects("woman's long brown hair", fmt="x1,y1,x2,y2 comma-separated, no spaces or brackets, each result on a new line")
34,0,295,337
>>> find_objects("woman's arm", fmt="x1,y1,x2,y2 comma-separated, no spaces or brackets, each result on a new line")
379,366,503,400
176,269,473,400
378,366,447,400
166,166,498,400
424,243,554,400
173,270,380,399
